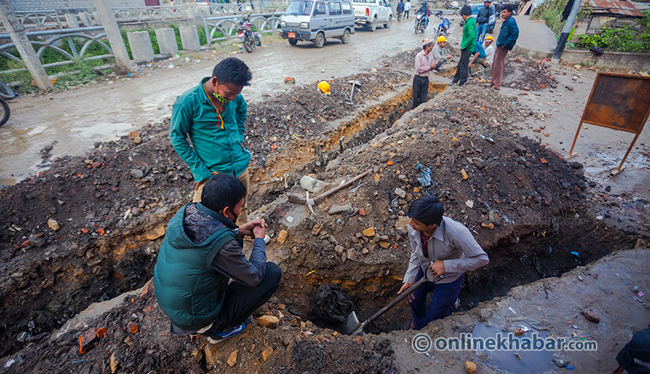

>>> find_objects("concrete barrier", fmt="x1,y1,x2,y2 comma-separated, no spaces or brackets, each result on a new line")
127,31,155,62
560,50,650,71
155,28,178,56
78,12,92,27
92,12,102,26
64,14,79,29
179,25,201,51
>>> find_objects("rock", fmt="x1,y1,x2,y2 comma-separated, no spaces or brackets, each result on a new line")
588,181,597,187
569,162,583,169
460,169,468,180
92,161,101,168
144,225,166,240
133,136,141,144
362,227,376,237
300,176,329,194
473,158,486,169
261,347,273,361
552,358,568,368
110,353,120,373
130,169,144,179
394,188,406,198
605,185,611,192
139,279,155,300
131,207,142,216
378,241,390,249
362,248,369,254
395,216,410,233
284,77,295,84
359,208,366,216
583,311,600,323
189,365,205,374
328,204,352,215
481,223,495,230
277,230,288,244
398,174,407,182
465,361,477,374
47,218,60,231
257,315,279,328
312,224,323,235
28,235,45,247
335,245,345,254
227,349,238,367
514,143,527,155
635,239,647,249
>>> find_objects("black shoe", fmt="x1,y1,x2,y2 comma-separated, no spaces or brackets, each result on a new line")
458,81,466,86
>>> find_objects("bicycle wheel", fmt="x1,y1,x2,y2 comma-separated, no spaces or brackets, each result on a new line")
0,81,16,100
0,97,10,127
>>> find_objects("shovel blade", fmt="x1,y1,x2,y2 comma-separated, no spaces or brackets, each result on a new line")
343,311,360,335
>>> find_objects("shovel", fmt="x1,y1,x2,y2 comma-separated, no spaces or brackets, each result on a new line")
344,271,444,335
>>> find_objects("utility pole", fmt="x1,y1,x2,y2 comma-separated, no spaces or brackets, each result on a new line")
93,0,133,73
0,0,52,90
552,0,581,62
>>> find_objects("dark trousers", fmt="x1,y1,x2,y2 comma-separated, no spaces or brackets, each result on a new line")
412,75,429,108
410,267,463,330
210,262,282,333
452,48,471,84
404,10,409,18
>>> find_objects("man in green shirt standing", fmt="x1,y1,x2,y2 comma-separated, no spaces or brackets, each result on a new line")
451,5,476,86
170,57,253,225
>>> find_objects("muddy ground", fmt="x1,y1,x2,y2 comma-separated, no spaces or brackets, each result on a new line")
1,41,649,374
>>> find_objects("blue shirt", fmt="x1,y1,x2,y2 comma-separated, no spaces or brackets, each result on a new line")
496,15,519,50
474,42,486,58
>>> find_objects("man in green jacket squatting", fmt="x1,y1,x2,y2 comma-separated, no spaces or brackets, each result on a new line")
451,5,476,86
154,173,282,343
170,57,252,225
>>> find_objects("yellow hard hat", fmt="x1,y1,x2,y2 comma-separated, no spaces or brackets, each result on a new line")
485,35,494,41
436,36,446,43
317,81,331,95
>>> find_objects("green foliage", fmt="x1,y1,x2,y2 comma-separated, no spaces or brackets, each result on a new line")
52,61,100,88
576,12,650,52
531,0,591,35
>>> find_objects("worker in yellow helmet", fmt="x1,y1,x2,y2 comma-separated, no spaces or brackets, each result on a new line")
317,81,330,95
484,35,495,64
431,35,452,72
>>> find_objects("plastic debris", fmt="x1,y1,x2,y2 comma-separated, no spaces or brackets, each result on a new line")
508,307,517,314
416,163,432,187
566,365,574,370
126,73,132,77
571,251,580,257
479,134,495,143
639,291,645,297
454,298,461,308
285,216,294,223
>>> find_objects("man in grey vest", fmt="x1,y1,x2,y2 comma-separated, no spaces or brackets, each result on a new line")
153,173,282,343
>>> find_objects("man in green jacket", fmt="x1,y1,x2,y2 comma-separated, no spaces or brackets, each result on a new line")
154,173,282,343
451,5,476,86
170,57,252,225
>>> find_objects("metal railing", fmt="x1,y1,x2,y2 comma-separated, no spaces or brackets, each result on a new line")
15,10,63,28
203,12,283,46
112,5,191,22
0,27,112,73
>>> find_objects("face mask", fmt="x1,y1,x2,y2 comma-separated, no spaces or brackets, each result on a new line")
213,92,231,104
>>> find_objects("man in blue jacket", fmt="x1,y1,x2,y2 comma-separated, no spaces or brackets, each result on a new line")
476,0,494,44
170,58,252,225
491,4,519,90
153,173,282,343
397,0,405,21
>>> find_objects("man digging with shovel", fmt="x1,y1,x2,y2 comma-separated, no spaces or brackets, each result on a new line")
398,196,489,330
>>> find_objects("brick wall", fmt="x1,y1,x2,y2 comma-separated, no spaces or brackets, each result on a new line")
10,0,146,13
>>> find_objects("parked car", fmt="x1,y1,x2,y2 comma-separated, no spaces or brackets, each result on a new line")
280,0,356,48
352,0,393,31
469,3,496,33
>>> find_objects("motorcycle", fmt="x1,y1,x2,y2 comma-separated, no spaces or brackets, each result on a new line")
0,80,14,127
414,12,427,33
432,11,450,37
236,10,261,53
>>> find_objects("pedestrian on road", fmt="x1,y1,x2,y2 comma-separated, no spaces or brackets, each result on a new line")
170,57,253,225
451,5,476,86
491,4,519,90
476,0,494,44
413,37,436,108
468,40,488,75
154,173,282,344
431,36,452,71
404,0,411,19
397,0,405,21
484,35,495,64
398,196,489,330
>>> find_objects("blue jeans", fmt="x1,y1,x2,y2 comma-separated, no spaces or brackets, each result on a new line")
409,267,463,330
477,23,488,44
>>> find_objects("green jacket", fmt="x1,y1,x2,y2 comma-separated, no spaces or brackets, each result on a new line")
461,17,477,52
170,78,250,183
153,203,237,331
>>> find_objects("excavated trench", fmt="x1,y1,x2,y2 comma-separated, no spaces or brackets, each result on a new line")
0,83,636,359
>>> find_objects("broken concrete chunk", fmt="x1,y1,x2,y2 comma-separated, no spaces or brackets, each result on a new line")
395,216,410,234
394,188,406,198
48,218,60,231
583,311,600,324
261,347,273,361
300,176,329,194
328,204,353,215
227,349,238,366
362,227,376,237
257,315,279,328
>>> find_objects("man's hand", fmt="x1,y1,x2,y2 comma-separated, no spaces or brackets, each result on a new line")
398,282,415,303
238,218,267,237
468,62,473,68
252,221,267,239
429,260,445,277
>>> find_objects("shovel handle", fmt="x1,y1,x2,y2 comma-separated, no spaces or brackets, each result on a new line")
361,277,428,329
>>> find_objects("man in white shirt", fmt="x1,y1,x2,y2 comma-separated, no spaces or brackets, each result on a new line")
484,35,495,64
404,0,411,19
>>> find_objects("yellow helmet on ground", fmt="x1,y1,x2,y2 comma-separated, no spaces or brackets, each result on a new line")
317,81,331,95
485,35,494,41
436,36,446,43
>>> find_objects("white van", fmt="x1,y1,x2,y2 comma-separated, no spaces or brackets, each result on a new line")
280,0,356,48
352,0,393,31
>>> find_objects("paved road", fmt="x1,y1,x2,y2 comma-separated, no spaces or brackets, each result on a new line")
0,17,458,185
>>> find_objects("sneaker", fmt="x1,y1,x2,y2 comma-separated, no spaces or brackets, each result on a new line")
206,316,252,344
